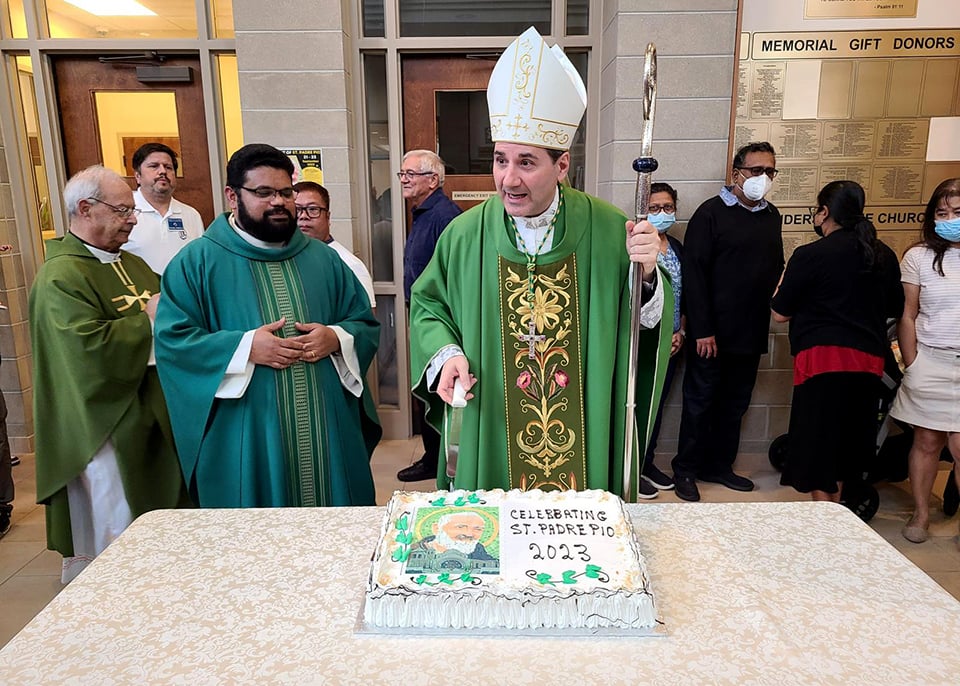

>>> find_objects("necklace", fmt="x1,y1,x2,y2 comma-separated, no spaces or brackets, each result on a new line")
511,187,563,359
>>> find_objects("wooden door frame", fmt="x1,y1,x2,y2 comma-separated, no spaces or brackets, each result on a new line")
51,54,215,225
401,54,498,217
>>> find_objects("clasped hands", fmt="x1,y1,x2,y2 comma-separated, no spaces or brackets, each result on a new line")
250,316,340,369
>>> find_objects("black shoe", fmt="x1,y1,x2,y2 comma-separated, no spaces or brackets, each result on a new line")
674,475,700,502
699,470,755,492
637,477,659,500
0,507,10,538
9,455,19,467
642,463,675,491
943,467,959,517
397,457,437,482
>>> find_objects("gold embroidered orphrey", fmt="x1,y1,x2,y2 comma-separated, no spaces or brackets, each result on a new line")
500,253,585,492
110,260,154,313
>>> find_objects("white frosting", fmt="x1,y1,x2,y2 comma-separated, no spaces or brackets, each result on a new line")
364,489,658,630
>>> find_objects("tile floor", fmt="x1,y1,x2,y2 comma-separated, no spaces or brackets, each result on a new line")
2,440,958,647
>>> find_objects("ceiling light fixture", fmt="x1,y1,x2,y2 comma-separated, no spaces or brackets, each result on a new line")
64,0,157,16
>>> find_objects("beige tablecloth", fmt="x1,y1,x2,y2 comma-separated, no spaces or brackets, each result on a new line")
2,501,958,684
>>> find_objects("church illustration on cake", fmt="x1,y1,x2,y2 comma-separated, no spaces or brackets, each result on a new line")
404,507,501,575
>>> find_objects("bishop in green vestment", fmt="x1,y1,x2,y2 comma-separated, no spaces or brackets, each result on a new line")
155,144,381,508
30,166,188,559
409,28,673,500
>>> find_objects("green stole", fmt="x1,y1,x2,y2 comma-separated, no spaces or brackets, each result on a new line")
251,260,330,507
500,247,585,490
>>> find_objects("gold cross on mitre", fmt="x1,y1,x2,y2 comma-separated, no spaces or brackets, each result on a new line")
507,114,528,136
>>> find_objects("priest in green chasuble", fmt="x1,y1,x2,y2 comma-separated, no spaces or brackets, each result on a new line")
30,166,189,582
410,28,674,501
155,144,381,508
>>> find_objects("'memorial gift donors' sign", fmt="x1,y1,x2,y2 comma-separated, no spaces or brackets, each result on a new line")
736,0,960,258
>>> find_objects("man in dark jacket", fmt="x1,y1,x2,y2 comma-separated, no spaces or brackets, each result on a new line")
672,142,784,502
397,150,462,482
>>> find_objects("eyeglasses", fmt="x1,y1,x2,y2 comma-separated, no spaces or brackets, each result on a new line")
736,166,779,179
808,206,821,217
85,197,141,218
295,205,328,218
238,185,296,200
396,170,436,180
648,203,676,214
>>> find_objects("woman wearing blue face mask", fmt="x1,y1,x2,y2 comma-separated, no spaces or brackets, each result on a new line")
772,180,903,504
639,182,686,499
891,178,960,545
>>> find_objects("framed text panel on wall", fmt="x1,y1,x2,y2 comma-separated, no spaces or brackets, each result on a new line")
734,0,960,258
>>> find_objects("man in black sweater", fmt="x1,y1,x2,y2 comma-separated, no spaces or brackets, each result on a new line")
672,142,784,502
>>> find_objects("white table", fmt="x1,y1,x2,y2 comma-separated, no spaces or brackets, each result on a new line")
2,502,958,685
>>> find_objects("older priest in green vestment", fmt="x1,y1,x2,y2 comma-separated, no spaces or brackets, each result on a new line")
30,165,189,582
410,28,673,500
155,144,380,508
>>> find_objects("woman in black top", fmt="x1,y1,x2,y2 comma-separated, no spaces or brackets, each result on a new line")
772,180,904,501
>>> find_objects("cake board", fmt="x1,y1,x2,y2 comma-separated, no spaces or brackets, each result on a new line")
353,599,668,638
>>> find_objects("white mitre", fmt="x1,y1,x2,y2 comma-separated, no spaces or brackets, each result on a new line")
487,26,587,151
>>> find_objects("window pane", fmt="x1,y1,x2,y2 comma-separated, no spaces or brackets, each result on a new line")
566,0,588,36
14,57,52,250
210,0,234,38
375,295,399,407
566,51,588,192
5,0,27,38
436,91,490,174
93,92,181,176
399,0,549,37
217,55,244,159
362,0,385,38
364,54,394,283
46,0,197,39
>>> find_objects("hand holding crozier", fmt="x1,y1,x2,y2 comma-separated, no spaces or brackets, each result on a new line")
625,219,658,282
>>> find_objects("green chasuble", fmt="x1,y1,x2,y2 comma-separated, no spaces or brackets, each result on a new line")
155,214,381,508
410,188,674,501
29,233,189,556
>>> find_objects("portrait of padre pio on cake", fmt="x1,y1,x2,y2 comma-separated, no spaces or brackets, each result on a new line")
405,507,500,575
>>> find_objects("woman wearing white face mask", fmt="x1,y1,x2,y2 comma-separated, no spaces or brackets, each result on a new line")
639,183,686,499
890,178,960,545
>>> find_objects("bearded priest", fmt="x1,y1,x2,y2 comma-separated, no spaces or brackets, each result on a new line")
155,144,381,509
410,27,673,499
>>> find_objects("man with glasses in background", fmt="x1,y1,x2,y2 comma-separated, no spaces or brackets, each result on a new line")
293,181,375,310
123,142,204,274
155,144,381,509
671,141,784,502
29,165,189,581
396,150,461,483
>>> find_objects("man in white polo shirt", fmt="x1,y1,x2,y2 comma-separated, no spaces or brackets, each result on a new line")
123,142,204,274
